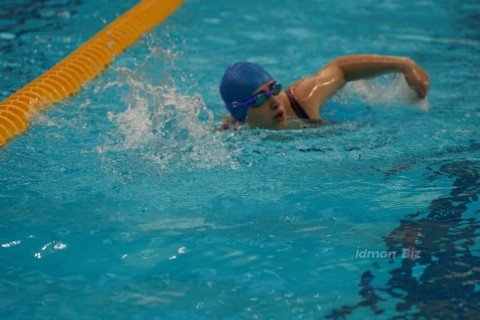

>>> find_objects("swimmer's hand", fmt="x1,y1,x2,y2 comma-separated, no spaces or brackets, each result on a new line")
402,59,430,99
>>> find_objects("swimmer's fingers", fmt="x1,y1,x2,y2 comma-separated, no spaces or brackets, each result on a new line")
404,63,430,99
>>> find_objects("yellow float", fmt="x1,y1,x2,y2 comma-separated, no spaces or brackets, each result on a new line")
0,0,184,147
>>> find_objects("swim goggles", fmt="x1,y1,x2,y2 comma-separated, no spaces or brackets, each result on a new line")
229,82,282,109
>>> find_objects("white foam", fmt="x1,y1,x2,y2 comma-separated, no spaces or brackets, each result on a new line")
100,64,237,173
335,73,430,111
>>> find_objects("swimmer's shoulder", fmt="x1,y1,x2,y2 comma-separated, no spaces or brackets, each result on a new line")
218,115,233,131
218,115,243,131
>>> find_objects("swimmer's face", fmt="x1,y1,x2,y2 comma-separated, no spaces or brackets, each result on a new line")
246,81,287,130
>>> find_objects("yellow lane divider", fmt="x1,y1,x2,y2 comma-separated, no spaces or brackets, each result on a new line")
0,0,184,147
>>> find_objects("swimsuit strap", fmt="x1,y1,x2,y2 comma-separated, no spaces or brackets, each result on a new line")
286,89,310,120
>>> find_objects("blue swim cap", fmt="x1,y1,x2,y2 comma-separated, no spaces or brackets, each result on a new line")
220,62,273,121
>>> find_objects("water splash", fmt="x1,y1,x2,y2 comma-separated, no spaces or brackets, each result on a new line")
334,73,430,111
98,63,237,175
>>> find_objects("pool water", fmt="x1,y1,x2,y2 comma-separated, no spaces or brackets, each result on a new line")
1,0,480,319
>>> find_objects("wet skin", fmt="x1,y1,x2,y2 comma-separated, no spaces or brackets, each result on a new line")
243,55,430,130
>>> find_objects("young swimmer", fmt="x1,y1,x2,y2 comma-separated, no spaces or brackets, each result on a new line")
219,54,430,130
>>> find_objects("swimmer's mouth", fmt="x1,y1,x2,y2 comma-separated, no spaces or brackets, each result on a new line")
274,111,285,122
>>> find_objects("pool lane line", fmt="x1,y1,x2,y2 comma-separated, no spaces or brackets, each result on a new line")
0,0,184,148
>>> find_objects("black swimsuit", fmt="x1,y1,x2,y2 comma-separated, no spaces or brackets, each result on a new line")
285,89,310,120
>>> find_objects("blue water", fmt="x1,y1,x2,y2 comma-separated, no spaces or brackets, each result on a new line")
1,0,480,319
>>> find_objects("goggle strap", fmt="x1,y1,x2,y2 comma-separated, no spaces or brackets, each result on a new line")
229,82,282,109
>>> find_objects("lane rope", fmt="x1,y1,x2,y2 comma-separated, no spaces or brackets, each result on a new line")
0,0,184,147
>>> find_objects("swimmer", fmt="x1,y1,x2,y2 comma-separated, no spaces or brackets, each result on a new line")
219,54,429,130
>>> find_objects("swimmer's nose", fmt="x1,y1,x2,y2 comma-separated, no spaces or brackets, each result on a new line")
269,95,280,110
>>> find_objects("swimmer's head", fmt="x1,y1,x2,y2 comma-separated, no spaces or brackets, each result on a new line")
220,62,274,121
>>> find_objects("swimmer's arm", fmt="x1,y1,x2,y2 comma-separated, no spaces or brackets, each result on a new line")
290,54,429,119
323,54,430,98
